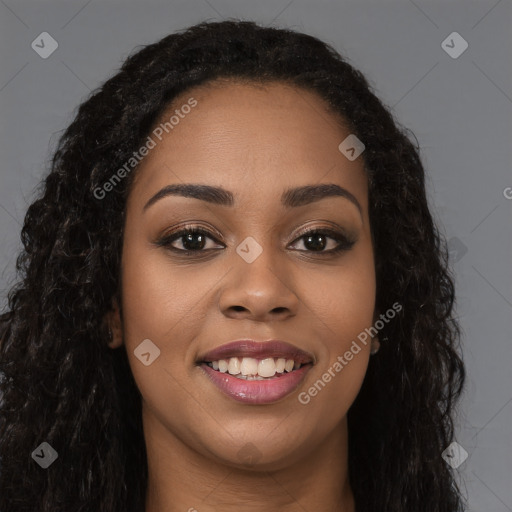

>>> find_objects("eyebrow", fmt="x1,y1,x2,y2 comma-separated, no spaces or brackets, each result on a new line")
143,182,363,217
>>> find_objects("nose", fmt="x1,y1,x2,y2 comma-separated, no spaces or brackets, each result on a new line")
218,247,300,322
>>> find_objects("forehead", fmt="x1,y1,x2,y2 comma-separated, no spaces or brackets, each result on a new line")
129,80,368,212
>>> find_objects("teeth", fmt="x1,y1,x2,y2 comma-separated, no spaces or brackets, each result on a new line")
258,358,276,377
227,357,241,375
233,374,269,381
240,357,259,376
206,357,302,377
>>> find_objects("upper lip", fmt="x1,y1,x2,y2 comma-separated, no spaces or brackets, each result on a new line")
197,339,315,365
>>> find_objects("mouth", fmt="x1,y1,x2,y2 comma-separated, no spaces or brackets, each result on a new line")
200,356,309,379
196,339,315,404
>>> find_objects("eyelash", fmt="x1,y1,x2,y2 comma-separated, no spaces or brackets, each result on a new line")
155,224,356,257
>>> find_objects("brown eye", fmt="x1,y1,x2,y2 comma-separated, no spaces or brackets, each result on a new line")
156,226,355,256
157,228,224,253
289,229,356,254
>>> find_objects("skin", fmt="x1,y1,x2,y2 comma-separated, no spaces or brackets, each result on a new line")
107,80,378,512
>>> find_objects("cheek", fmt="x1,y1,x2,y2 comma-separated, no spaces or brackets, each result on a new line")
120,236,200,344
297,241,375,414
305,239,376,343
118,235,202,400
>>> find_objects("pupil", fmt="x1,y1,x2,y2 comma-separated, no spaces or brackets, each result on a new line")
183,232,205,250
305,233,326,251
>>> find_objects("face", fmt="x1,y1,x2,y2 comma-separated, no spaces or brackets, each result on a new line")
111,80,376,470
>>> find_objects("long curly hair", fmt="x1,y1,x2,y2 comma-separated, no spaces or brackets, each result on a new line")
0,19,466,512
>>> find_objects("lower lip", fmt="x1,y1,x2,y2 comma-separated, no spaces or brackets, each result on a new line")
199,363,313,404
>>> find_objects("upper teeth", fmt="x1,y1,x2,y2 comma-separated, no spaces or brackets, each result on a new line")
208,357,301,378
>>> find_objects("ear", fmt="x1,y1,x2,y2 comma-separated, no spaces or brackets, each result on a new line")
104,298,123,349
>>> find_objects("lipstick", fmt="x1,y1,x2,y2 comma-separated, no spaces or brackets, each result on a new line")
196,339,314,404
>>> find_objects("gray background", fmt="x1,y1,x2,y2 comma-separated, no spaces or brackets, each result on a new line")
1,0,511,509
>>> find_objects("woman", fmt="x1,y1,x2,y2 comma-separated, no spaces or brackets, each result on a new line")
0,20,466,512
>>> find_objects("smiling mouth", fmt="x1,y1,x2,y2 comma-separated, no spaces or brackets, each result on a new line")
197,357,314,405
198,356,310,380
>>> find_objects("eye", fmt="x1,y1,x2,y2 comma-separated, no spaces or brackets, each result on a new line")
156,227,224,253
289,228,355,254
155,225,356,256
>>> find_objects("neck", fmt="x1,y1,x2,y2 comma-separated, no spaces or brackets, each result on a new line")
143,404,355,512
